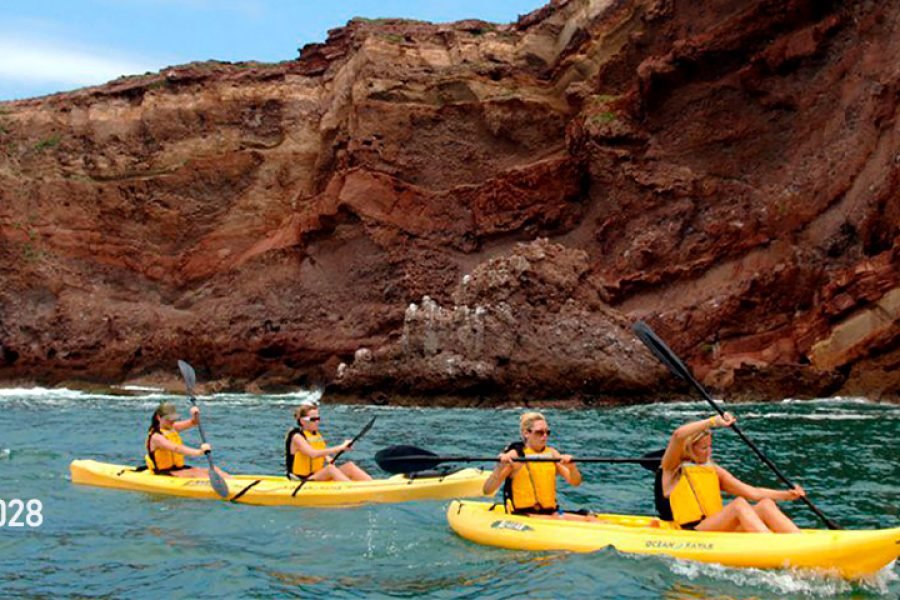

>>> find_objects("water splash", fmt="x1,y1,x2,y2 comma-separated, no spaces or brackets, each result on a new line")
668,559,853,596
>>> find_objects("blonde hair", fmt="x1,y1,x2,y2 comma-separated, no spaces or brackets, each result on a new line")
294,405,318,421
520,411,547,436
683,428,712,463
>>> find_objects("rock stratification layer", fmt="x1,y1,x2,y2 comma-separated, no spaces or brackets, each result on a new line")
0,0,897,401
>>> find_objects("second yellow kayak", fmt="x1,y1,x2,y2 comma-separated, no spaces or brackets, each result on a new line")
71,459,490,507
447,500,900,579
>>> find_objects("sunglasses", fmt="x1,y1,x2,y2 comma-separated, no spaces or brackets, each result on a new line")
303,416,321,422
528,428,551,436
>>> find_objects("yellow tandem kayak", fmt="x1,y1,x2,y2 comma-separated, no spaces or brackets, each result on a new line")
70,460,489,507
447,500,900,580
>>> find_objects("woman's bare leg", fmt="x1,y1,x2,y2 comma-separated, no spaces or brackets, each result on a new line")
695,497,771,532
339,461,372,481
754,498,800,533
170,466,231,479
309,464,350,481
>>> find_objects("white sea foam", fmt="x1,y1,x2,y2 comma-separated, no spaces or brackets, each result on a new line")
737,411,894,421
669,559,853,596
0,448,10,459
115,385,165,393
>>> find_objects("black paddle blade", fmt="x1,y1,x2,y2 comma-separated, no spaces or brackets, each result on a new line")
177,360,197,395
374,445,440,474
638,449,665,472
632,321,689,381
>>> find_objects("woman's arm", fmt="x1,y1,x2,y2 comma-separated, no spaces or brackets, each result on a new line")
553,449,582,486
660,413,734,472
150,432,208,457
717,466,806,502
482,449,519,495
291,434,351,458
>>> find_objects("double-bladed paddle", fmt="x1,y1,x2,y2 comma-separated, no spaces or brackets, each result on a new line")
374,444,664,474
632,320,841,530
291,416,377,496
177,360,230,499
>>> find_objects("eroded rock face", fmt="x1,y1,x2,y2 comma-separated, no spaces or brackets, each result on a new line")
330,239,666,404
0,0,897,401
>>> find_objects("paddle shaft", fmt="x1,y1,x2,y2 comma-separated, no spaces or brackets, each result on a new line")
330,416,376,465
389,455,651,465
634,322,840,530
188,397,218,470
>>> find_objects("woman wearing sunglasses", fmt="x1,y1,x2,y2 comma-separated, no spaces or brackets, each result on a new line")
482,411,592,520
656,412,805,532
285,405,372,481
145,401,230,479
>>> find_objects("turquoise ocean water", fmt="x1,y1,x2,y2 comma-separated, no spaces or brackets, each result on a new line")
0,389,897,598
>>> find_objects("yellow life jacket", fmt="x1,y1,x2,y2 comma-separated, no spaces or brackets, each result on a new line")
668,464,723,526
507,446,558,513
145,428,185,472
288,430,326,477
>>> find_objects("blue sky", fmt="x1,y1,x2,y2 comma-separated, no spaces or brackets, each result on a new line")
0,1,547,101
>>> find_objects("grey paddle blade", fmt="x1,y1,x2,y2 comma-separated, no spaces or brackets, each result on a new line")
177,360,197,395
208,461,230,498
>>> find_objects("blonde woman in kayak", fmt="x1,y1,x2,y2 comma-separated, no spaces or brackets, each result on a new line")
145,401,229,479
285,405,372,481
483,411,594,521
657,412,806,532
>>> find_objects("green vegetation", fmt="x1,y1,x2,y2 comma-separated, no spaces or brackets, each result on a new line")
591,111,617,124
382,33,405,44
22,242,44,262
34,135,61,151
592,94,620,104
352,17,393,24
470,23,497,36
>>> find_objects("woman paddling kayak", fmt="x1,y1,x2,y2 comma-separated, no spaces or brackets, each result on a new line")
145,401,230,479
483,411,595,521
657,413,806,532
285,405,372,481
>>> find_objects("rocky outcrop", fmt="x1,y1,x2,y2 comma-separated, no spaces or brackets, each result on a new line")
329,239,666,405
0,0,897,402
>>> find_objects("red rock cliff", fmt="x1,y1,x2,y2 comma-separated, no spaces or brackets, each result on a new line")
0,0,897,402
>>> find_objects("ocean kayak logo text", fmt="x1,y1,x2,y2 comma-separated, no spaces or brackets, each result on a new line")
644,539,713,551
490,520,534,532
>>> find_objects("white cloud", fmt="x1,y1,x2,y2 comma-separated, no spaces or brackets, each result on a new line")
0,35,162,90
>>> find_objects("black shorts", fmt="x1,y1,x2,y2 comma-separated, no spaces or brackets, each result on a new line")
680,520,701,530
512,506,559,516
